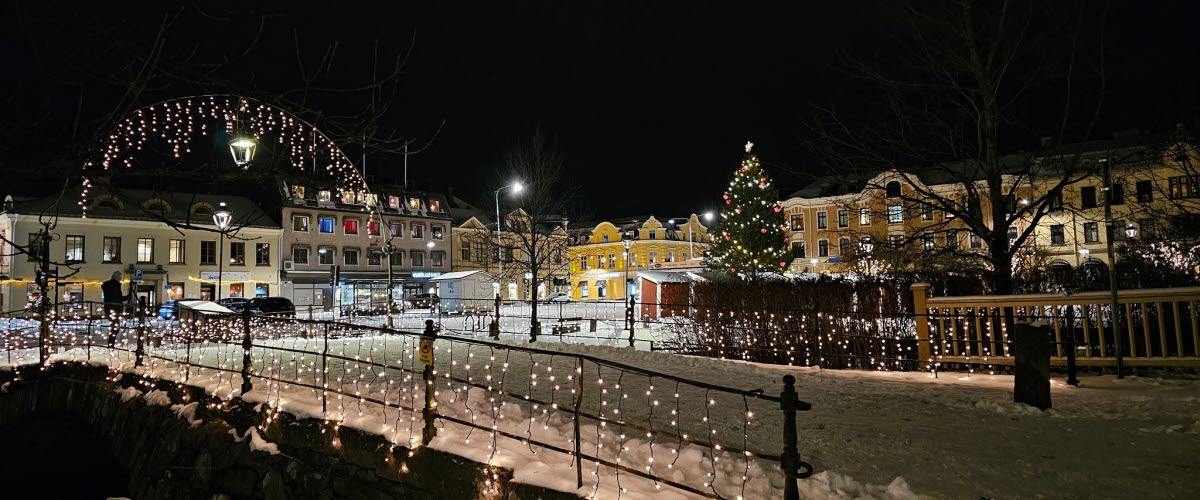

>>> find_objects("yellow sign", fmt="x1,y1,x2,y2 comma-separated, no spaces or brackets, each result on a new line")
418,338,434,365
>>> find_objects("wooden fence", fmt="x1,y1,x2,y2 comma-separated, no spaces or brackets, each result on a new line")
912,283,1200,369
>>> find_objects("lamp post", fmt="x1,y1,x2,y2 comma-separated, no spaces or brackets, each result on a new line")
212,202,233,301
623,234,635,347
688,211,715,260
810,258,819,274
384,237,396,328
495,181,523,297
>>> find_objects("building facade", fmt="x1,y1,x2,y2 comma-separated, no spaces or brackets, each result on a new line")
780,135,1200,275
0,189,281,311
449,207,570,301
277,181,452,315
566,215,710,301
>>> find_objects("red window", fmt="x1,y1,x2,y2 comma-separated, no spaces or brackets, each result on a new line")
367,221,380,236
344,219,359,234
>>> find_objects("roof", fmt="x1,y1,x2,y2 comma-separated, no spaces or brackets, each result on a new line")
13,185,280,229
430,270,493,281
787,132,1178,199
636,270,695,284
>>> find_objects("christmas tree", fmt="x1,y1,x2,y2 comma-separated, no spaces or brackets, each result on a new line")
706,141,789,278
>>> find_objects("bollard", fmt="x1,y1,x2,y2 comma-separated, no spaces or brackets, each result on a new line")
780,374,813,500
240,307,253,396
421,319,439,445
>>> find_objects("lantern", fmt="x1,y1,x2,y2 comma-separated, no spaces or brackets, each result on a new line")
228,137,257,167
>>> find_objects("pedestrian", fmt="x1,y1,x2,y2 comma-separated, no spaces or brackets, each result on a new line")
102,271,129,345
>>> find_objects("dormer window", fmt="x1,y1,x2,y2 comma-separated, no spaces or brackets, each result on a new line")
341,191,356,204
317,190,332,203
290,185,305,199
388,196,401,209
143,199,172,214
363,193,379,207
407,197,421,211
93,197,121,211
192,203,214,216
428,199,442,212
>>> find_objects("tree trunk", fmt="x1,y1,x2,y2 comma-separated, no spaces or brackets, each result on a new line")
529,262,539,342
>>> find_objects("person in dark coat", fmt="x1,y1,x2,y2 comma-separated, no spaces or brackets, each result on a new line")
102,271,129,345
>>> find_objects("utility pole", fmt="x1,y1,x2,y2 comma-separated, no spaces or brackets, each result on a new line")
1101,158,1124,378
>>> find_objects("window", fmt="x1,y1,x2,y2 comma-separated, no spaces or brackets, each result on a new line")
390,222,403,238
390,251,403,266
890,235,905,248
319,217,335,234
65,235,84,263
428,199,443,212
1007,226,1019,245
318,247,335,265
367,221,380,236
602,234,610,243
343,218,359,235
1109,183,1125,205
1004,195,1018,214
649,230,657,240
290,185,305,199
1050,225,1066,245
580,281,590,298
432,226,444,240
432,251,445,267
596,280,607,298
946,230,960,249
411,223,425,239
169,239,185,264
944,201,957,219
885,181,902,198
597,253,606,269
200,241,216,265
411,250,424,267
792,241,806,258
1083,222,1100,243
922,206,934,221
839,237,852,256
837,209,849,228
790,214,804,231
1081,186,1098,209
1138,218,1157,240
1169,176,1199,199
923,236,935,252
317,190,332,203
461,245,471,261
136,238,154,263
255,243,270,266
293,246,310,264
362,193,379,207
649,251,658,263
293,215,310,232
666,251,675,262
818,240,829,257
341,191,356,204
229,242,246,265
388,196,401,209
344,249,359,265
407,197,421,211
887,205,903,224
969,233,982,248
859,208,871,226
817,211,828,229
1048,191,1064,211
608,254,616,268
1113,219,1127,241
1136,180,1153,203
102,237,121,263
579,255,588,270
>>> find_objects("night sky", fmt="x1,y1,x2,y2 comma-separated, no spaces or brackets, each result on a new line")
3,1,1199,217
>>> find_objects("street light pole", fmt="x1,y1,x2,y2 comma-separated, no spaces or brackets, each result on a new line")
494,181,523,298
1101,159,1125,378
623,235,635,347
213,203,232,302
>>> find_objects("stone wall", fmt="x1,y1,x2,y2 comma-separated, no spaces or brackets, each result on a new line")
0,364,578,500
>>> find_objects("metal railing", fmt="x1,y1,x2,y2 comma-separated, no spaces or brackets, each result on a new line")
3,301,815,499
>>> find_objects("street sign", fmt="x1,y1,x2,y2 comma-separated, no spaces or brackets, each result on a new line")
418,338,434,365
132,269,143,283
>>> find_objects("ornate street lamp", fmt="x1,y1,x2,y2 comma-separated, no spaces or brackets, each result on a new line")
623,233,636,347
212,202,233,301
228,137,257,168
1125,224,1138,239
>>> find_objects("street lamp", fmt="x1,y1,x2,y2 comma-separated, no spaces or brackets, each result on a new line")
228,137,257,168
686,211,715,260
1125,224,1138,239
623,233,636,347
810,258,819,273
212,202,233,301
495,181,523,297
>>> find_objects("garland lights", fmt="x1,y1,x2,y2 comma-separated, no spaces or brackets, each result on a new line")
707,142,789,276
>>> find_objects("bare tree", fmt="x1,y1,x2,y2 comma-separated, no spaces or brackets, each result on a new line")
805,0,1111,294
462,131,573,341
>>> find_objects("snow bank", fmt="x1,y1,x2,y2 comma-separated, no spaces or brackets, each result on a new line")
114,386,142,402
143,389,172,407
171,401,203,428
799,471,922,500
229,427,280,455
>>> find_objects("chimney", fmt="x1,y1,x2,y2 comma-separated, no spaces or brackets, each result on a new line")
447,186,456,203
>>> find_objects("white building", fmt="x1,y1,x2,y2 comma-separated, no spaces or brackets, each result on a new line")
0,188,282,311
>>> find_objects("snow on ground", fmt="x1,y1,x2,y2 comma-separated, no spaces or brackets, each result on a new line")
18,315,1200,499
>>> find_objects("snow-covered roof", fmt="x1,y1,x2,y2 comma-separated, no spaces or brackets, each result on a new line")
430,270,493,281
178,300,235,315
637,270,694,284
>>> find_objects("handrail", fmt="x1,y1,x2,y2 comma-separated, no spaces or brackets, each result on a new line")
926,286,1200,306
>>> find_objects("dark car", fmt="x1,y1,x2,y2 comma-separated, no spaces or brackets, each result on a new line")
158,298,202,319
218,297,250,311
408,293,440,309
248,297,296,317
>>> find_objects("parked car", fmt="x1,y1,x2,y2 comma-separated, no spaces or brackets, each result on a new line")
218,297,250,311
158,298,203,319
408,293,440,309
543,292,570,304
248,297,296,317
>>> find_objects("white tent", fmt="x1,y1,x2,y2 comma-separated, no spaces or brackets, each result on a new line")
430,270,495,313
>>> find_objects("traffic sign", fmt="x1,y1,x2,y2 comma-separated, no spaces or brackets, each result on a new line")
132,269,143,283
418,338,434,365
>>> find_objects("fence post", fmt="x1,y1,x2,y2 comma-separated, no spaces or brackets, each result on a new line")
240,307,253,396
134,301,146,367
573,357,584,489
322,322,329,417
780,374,808,500
85,310,93,362
489,293,501,339
911,283,932,367
421,320,439,445
1065,306,1079,386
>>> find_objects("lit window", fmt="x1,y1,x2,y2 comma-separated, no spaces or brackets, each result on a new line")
102,237,121,263
407,197,421,211
169,239,185,264
290,185,305,199
411,223,425,239
65,235,84,263
229,242,245,265
255,243,270,266
887,205,903,224
293,215,309,232
432,226,444,240
428,199,442,212
318,190,332,203
341,191,356,204
319,217,335,233
136,238,154,263
343,218,359,235
388,196,401,209
859,208,870,226
817,212,827,229
367,221,380,236
389,222,404,238
318,247,335,265
837,209,848,228
818,240,829,257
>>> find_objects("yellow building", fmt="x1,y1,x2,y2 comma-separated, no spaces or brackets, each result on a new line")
566,215,711,301
780,134,1200,275
449,206,570,301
